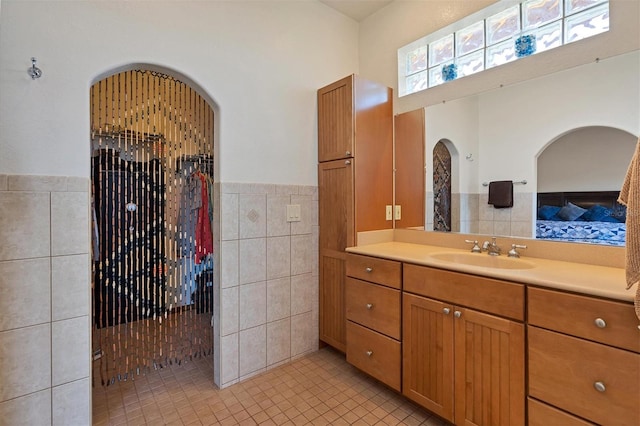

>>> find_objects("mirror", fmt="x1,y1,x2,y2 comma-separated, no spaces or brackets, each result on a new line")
398,50,639,245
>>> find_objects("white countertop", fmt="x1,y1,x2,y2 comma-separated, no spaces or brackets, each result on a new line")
346,241,633,303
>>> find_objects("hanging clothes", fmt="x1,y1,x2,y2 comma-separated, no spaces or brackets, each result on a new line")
195,171,214,264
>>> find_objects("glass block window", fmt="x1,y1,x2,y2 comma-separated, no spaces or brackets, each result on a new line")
429,34,454,67
487,5,521,45
523,0,563,30
398,0,610,97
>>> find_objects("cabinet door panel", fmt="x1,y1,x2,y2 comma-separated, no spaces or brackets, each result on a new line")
454,308,525,426
402,293,454,422
318,76,353,162
319,252,346,351
318,160,354,252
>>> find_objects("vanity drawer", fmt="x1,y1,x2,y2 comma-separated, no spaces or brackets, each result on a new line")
346,277,401,339
528,326,640,426
346,254,401,289
346,321,401,391
528,398,595,426
403,263,524,321
528,287,640,352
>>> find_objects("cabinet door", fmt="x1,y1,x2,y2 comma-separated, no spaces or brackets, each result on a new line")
318,159,354,351
318,75,354,162
454,308,525,426
394,108,425,229
402,293,455,422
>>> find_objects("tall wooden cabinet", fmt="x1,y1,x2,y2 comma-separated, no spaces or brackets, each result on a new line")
317,75,393,352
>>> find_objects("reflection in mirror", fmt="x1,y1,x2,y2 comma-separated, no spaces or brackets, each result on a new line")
535,126,635,246
405,51,639,246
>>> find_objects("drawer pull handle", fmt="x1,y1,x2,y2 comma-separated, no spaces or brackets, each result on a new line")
345,160,351,165
366,350,373,357
366,303,373,310
443,308,451,315
454,311,462,318
594,381,606,392
365,267,373,273
594,318,607,328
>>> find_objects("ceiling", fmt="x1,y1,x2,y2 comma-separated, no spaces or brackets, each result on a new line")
318,0,394,22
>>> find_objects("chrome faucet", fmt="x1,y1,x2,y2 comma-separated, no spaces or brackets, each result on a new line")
482,237,501,256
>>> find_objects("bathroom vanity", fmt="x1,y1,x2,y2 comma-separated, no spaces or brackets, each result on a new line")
344,239,639,426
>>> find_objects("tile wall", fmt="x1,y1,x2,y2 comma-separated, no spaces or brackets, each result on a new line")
216,183,319,388
0,175,91,425
0,175,320,424
426,191,534,237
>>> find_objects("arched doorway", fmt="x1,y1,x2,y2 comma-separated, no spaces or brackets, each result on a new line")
433,140,452,232
90,69,216,385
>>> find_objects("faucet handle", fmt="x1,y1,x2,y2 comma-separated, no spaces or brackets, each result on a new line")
465,240,481,253
508,244,527,258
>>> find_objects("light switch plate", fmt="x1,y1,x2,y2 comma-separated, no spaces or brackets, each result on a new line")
286,204,301,222
386,205,393,220
394,205,402,220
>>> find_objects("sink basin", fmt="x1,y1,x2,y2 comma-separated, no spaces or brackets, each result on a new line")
430,252,536,270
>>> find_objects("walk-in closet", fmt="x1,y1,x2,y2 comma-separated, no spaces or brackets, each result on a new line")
90,69,215,386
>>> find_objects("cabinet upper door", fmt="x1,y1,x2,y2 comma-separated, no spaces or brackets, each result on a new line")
318,158,355,251
318,75,354,162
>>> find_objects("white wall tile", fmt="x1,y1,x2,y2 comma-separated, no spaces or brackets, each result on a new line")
267,318,290,366
0,192,50,261
291,312,315,357
52,316,89,386
65,177,89,192
266,236,291,280
239,281,266,330
239,238,266,284
239,325,266,376
512,192,534,221
0,258,50,331
266,277,290,322
220,240,239,289
7,175,67,192
290,234,312,275
239,194,266,239
0,174,7,190
291,273,314,315
52,254,89,321
52,378,90,426
494,221,511,237
0,389,51,425
221,286,239,336
221,193,239,240
51,192,89,256
0,324,51,401
220,333,239,385
266,195,290,237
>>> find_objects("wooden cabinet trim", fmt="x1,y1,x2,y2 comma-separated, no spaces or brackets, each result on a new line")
403,263,525,321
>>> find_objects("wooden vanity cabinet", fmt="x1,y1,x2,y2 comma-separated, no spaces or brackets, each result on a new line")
402,264,525,425
318,75,393,352
345,254,402,391
527,286,640,425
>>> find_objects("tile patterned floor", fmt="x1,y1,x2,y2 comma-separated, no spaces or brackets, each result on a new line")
93,347,448,425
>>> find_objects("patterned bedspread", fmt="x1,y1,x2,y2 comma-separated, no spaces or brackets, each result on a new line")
536,220,626,246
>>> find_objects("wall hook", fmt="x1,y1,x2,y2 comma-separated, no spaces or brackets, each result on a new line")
28,57,42,79
465,153,474,161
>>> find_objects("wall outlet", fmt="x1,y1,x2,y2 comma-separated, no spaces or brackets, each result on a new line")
394,205,402,220
286,204,301,222
386,205,393,220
